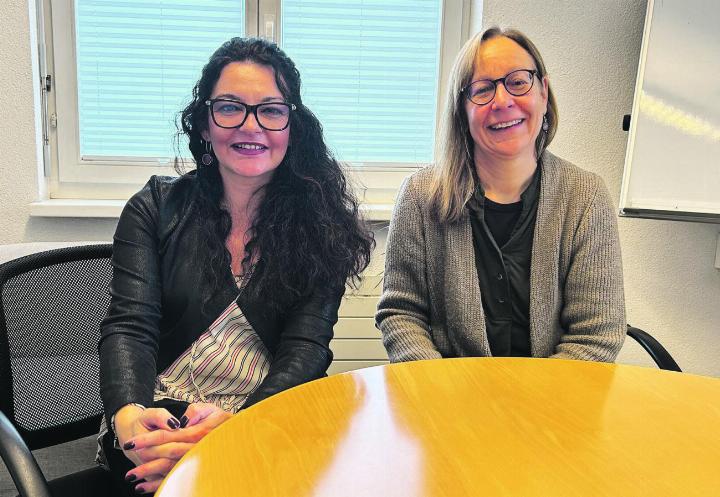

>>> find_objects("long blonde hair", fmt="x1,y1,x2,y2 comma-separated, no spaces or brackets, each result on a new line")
429,27,558,223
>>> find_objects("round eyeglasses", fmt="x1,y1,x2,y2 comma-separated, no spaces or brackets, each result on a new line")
205,99,297,131
462,69,538,106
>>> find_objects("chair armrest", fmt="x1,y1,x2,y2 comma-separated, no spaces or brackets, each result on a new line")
0,410,52,497
626,325,682,372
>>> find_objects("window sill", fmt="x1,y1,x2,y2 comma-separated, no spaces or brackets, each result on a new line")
28,199,394,221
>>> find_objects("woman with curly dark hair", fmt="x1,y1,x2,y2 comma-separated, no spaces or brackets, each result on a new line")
97,37,374,495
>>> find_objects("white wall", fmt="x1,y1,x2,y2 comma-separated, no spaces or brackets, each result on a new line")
480,0,720,376
0,0,118,244
1,0,718,375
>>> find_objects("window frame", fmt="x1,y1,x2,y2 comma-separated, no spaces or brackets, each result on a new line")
38,0,471,202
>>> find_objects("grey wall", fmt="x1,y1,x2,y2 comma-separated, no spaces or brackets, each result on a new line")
479,0,720,376
1,0,718,375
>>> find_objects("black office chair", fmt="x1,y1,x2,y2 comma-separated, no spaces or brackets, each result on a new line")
0,244,114,497
626,324,682,372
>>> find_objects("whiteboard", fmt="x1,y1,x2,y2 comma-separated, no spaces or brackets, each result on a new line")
620,0,720,223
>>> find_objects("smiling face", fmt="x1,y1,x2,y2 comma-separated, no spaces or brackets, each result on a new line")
202,61,290,187
465,36,548,166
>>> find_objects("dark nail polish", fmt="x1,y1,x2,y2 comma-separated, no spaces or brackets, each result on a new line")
168,417,180,429
123,441,135,450
125,473,137,482
179,415,189,428
134,484,144,494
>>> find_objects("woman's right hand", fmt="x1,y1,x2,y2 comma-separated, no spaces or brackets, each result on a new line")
119,403,233,494
113,404,181,468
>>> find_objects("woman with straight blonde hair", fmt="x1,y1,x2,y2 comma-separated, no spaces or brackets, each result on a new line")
376,27,625,362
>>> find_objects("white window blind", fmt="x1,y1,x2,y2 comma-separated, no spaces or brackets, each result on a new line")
75,0,245,159
281,0,442,164
42,0,467,200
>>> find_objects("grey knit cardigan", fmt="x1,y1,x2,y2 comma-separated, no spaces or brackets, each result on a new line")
376,151,626,363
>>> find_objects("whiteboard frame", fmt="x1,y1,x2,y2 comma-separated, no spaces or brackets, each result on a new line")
619,0,720,224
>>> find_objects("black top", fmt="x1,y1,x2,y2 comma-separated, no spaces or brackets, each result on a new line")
99,173,342,427
484,198,523,248
467,166,541,357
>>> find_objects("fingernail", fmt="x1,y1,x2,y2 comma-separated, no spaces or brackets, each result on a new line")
168,417,180,429
134,484,144,494
179,415,189,428
125,473,137,482
123,441,135,450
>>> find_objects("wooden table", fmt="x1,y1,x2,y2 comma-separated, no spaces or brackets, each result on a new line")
156,358,720,497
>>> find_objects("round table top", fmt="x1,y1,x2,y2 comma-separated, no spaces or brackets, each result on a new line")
157,358,720,497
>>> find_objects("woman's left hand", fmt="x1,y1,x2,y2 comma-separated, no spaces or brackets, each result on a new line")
123,403,233,494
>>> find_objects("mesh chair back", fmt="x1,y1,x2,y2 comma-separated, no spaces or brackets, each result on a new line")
0,244,113,450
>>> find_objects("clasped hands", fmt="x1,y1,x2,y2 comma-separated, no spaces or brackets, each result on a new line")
114,402,233,494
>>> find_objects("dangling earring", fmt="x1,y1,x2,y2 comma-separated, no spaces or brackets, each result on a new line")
201,140,214,166
537,115,549,161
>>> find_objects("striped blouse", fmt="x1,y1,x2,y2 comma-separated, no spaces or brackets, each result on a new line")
97,279,269,466
153,297,271,413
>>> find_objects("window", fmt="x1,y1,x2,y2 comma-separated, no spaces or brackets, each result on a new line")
39,0,471,201
281,0,441,164
75,1,245,160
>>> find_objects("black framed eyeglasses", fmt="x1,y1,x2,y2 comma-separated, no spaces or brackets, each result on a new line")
205,99,296,131
462,69,538,106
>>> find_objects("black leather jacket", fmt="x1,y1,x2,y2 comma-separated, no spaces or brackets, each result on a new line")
99,173,341,424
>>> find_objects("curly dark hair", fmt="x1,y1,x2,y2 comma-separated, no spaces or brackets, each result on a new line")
177,37,374,308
